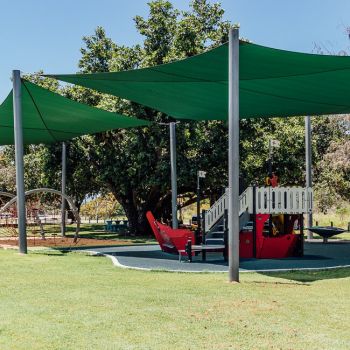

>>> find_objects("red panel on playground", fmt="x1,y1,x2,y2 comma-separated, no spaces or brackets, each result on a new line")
146,211,195,256
240,214,302,259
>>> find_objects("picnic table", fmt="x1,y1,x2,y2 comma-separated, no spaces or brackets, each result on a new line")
105,220,128,232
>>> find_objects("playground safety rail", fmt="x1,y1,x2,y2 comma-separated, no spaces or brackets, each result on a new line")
204,186,312,232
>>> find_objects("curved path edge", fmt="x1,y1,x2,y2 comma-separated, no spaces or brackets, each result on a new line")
80,249,350,274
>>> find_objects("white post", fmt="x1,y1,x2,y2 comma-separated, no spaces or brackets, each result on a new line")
61,141,67,236
228,27,240,282
13,70,27,254
305,116,313,238
170,122,178,229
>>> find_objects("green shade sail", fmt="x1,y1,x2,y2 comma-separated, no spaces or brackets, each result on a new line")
0,79,150,146
50,41,350,120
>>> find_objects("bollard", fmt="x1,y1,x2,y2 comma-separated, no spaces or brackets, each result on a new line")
185,239,192,263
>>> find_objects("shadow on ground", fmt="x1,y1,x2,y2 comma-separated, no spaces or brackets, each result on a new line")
258,267,350,283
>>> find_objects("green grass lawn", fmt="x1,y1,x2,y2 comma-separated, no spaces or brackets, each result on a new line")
0,250,349,349
64,223,155,244
310,231,350,241
313,211,350,230
0,223,156,246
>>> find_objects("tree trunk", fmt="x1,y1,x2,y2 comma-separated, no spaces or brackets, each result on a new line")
122,200,151,236
67,200,81,223
110,187,172,236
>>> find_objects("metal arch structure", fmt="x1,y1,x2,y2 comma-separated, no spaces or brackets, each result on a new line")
0,192,16,206
0,188,80,241
0,192,15,199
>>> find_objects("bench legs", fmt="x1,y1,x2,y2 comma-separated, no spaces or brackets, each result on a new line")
185,240,192,262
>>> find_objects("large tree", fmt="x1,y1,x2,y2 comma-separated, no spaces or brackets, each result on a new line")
61,0,233,234
8,0,347,234
49,0,348,234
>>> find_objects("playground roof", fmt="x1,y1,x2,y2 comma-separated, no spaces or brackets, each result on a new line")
0,79,149,145
49,41,350,120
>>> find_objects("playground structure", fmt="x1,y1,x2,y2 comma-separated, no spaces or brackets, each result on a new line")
0,188,80,243
203,186,312,259
147,186,313,261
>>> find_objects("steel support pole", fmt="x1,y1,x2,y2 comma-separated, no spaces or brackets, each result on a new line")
228,27,240,282
268,139,273,176
13,70,27,254
305,116,313,239
61,141,67,236
169,122,178,229
196,173,201,242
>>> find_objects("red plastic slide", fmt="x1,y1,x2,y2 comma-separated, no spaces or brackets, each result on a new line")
146,211,195,255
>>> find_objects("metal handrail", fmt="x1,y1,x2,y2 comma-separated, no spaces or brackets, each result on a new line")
205,187,252,232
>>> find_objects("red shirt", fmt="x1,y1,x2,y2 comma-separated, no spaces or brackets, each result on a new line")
270,175,279,187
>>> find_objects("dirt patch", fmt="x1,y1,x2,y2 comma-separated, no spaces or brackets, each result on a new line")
0,236,132,248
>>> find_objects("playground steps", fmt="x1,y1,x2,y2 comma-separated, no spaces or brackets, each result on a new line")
204,211,251,245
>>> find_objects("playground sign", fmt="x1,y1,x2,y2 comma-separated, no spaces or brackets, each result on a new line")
198,171,207,178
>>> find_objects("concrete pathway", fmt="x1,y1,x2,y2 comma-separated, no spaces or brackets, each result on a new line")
78,241,350,273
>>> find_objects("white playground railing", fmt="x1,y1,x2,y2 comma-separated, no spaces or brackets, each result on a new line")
255,187,313,215
204,186,313,232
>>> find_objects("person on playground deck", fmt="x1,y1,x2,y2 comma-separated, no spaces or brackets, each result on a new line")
270,172,279,187
265,172,279,187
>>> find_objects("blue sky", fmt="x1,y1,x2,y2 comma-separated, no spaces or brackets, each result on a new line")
1,0,350,101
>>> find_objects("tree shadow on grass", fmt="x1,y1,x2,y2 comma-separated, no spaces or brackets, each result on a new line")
29,249,68,257
257,267,350,283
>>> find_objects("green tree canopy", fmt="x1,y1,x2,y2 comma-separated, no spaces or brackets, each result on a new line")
4,0,347,234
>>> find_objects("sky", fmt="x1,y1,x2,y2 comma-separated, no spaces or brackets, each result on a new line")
1,0,350,101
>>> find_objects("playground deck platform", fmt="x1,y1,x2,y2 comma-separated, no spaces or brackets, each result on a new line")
79,240,350,273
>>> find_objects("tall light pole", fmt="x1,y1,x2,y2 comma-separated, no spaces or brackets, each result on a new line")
13,70,27,254
196,170,206,241
305,116,313,239
169,122,178,229
61,141,67,236
159,122,179,228
228,27,240,282
267,139,280,176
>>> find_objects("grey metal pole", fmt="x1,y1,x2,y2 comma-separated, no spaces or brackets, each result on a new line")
13,70,27,254
61,141,67,236
196,172,201,239
305,116,313,239
228,27,240,282
268,139,273,176
169,122,178,229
